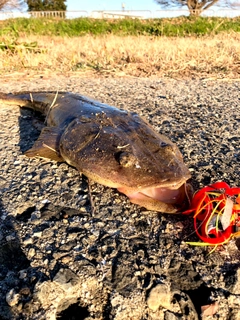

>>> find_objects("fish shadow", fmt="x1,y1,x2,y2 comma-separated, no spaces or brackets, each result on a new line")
0,199,48,319
18,107,44,153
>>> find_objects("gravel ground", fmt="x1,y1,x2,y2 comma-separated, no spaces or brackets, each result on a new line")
0,75,240,320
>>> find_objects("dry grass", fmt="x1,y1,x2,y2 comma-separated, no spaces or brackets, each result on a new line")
0,33,239,78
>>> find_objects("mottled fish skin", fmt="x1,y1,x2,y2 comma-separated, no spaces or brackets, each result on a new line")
0,91,191,213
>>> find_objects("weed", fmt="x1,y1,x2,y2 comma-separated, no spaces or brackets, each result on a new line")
0,16,239,37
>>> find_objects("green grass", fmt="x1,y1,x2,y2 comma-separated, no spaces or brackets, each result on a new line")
0,16,239,38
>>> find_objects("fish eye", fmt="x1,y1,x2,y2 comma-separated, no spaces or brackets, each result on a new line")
115,151,136,168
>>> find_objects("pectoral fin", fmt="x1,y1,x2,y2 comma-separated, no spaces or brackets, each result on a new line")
25,127,63,162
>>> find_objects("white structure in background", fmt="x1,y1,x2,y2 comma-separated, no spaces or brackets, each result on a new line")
0,9,239,20
90,10,152,19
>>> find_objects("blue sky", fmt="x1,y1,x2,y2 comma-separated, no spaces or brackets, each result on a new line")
66,0,161,12
2,0,238,18
66,0,231,12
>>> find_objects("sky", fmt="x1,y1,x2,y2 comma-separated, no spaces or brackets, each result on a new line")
66,0,162,12
66,0,234,12
1,0,238,18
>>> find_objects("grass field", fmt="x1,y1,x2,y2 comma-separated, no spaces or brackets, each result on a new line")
0,17,239,78
1,16,240,37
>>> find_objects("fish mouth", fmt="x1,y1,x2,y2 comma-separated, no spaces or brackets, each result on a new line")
122,184,186,204
117,180,191,212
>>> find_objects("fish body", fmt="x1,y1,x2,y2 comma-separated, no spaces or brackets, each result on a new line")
0,91,191,213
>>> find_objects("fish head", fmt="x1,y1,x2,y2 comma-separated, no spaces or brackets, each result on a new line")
115,142,191,213
60,112,191,213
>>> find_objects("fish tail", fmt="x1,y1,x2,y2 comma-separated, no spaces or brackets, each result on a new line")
0,91,60,115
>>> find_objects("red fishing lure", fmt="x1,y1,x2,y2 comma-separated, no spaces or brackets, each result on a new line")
183,182,240,247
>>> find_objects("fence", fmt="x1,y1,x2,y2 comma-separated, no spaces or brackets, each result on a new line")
91,10,152,19
0,9,239,20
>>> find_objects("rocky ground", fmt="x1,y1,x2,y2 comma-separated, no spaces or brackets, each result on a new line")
0,75,240,320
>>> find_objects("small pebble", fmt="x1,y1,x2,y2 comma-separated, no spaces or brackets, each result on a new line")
6,289,19,307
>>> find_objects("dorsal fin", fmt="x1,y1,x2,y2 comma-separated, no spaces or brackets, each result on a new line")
25,126,63,162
